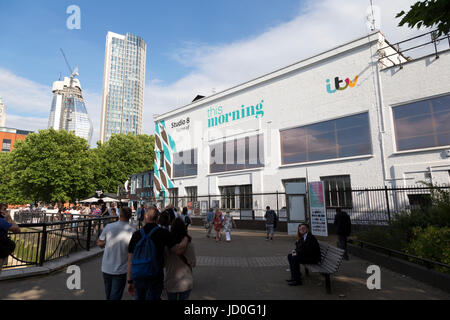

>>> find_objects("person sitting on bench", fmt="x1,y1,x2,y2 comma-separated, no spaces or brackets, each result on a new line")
286,223,321,286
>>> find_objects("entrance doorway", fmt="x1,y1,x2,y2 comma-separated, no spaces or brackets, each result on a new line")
283,179,307,235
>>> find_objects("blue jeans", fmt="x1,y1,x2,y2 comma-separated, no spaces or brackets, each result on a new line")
103,273,127,300
167,290,191,301
133,278,164,300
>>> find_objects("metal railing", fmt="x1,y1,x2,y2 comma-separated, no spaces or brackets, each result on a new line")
379,29,450,69
349,238,450,273
160,185,449,225
3,216,118,270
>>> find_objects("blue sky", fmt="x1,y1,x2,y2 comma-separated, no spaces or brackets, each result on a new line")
0,0,419,145
0,0,301,94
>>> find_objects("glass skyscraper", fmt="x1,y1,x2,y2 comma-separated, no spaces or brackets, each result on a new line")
48,76,93,144
100,32,147,143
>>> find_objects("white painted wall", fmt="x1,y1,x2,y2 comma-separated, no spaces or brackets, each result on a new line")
154,32,450,216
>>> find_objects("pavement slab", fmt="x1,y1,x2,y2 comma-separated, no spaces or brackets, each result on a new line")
0,226,448,300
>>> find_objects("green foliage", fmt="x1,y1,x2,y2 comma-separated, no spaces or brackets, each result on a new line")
92,133,155,193
0,130,155,204
396,0,450,36
355,184,450,270
405,226,450,273
9,128,96,203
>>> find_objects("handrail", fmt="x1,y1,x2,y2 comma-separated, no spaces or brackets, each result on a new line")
349,238,450,270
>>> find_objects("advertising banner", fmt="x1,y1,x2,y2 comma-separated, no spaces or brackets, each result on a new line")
308,181,328,237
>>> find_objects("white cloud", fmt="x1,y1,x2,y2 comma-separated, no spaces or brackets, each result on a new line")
143,0,421,134
1,0,426,145
0,68,52,117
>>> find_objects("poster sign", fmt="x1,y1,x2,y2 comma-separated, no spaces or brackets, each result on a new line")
308,181,328,237
200,201,208,214
193,201,200,215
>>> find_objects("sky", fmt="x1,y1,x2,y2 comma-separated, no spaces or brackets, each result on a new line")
0,0,422,147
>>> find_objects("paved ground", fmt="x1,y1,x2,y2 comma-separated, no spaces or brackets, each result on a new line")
0,226,449,300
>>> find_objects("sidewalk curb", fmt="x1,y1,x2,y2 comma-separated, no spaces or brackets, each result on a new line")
0,248,104,281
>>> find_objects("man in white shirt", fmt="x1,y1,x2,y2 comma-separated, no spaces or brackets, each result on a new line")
97,207,135,300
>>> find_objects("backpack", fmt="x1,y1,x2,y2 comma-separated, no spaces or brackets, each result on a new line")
273,211,278,229
131,227,161,280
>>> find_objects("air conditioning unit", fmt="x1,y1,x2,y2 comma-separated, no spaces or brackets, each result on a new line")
445,150,450,158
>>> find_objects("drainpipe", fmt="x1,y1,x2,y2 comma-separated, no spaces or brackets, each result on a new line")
370,34,390,186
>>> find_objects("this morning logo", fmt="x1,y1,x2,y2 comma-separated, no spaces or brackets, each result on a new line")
326,75,359,94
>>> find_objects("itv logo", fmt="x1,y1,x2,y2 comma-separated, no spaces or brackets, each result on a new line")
326,75,359,94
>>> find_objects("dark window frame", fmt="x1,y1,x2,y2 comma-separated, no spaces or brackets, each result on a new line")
320,175,353,209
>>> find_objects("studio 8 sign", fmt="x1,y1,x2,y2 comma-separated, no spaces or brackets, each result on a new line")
171,117,190,130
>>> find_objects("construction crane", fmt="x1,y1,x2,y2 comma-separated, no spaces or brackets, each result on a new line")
60,48,78,87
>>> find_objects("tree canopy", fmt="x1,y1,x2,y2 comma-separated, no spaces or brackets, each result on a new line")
396,0,450,36
0,129,155,204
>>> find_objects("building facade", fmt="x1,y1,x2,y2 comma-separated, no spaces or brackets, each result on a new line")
0,127,33,152
0,97,5,127
100,32,147,143
128,170,154,209
153,31,450,227
48,76,93,144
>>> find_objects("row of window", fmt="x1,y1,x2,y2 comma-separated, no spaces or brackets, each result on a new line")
166,94,450,177
165,177,350,209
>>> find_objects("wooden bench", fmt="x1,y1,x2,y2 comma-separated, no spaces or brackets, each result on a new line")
303,241,345,294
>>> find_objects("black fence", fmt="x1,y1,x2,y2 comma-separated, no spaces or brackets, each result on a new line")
3,215,118,270
162,185,450,225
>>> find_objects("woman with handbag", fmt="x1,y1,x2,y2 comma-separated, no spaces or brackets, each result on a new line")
0,203,21,272
213,208,223,242
164,218,196,300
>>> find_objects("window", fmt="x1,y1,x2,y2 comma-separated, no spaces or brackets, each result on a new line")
185,186,198,203
168,188,179,207
239,185,253,210
393,95,450,151
280,113,372,165
2,139,11,152
173,149,198,178
210,134,264,174
220,186,236,210
320,175,353,208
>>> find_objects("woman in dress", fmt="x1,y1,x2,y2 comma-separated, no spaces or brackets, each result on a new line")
223,211,237,243
213,208,223,242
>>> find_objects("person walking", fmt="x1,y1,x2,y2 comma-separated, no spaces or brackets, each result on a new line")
334,208,351,260
127,207,188,300
164,218,196,300
213,208,223,242
223,211,237,242
0,203,21,273
97,207,135,300
286,223,321,286
205,208,214,238
264,206,277,240
181,207,191,231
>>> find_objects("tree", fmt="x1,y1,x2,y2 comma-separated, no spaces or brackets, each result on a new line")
396,0,450,36
92,133,155,193
9,128,96,204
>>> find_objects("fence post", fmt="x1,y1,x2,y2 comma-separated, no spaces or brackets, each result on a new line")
276,191,279,217
86,220,92,251
384,186,391,222
39,225,48,266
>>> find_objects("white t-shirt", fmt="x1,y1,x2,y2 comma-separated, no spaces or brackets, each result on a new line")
99,221,135,275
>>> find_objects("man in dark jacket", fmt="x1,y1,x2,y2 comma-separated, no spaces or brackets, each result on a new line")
264,206,277,241
286,223,321,286
334,208,351,260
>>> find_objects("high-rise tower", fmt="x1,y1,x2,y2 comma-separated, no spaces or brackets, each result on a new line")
100,32,147,143
48,73,93,144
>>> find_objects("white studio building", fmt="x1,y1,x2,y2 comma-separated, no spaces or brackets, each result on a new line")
153,30,450,229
